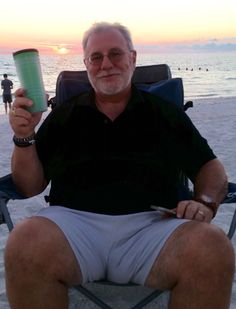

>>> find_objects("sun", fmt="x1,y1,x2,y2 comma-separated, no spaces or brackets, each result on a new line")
57,47,69,54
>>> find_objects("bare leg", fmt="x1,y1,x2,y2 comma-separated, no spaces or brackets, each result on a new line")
145,221,235,309
4,103,7,114
4,217,82,308
8,102,12,113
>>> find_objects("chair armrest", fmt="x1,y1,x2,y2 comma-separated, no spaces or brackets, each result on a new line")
221,182,236,239
0,174,26,231
223,182,236,204
0,174,26,200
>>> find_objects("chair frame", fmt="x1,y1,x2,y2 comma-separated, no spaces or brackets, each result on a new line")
1,64,236,308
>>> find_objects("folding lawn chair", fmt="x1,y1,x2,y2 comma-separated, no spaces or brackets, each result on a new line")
1,64,236,308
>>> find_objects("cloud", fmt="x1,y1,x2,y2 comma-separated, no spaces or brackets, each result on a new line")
191,42,236,52
190,37,236,51
135,37,236,53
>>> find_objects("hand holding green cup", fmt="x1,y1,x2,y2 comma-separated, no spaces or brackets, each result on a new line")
13,48,47,113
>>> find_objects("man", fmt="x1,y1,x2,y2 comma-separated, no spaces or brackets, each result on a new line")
6,22,234,308
1,73,13,114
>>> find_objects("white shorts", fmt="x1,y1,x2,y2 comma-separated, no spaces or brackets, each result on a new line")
36,206,189,285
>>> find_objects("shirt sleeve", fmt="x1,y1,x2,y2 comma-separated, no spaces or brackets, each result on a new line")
148,93,217,182
167,105,216,181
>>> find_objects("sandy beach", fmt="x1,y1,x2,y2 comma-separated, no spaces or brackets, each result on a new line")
0,96,236,308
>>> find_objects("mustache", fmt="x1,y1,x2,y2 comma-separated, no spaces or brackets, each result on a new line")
96,70,121,78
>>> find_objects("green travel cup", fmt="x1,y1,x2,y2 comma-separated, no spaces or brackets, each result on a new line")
13,48,47,113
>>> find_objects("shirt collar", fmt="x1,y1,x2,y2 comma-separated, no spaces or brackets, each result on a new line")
86,84,145,112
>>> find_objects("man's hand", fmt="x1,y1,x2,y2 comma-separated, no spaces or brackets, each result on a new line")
9,88,42,138
176,200,214,222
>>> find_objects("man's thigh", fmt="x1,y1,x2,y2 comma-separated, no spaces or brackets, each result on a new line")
5,216,82,285
36,207,190,285
107,215,189,285
36,206,110,283
145,220,226,291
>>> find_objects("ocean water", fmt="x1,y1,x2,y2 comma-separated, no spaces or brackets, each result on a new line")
0,51,236,114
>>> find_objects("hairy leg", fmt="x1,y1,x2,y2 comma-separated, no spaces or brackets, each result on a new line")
145,221,235,309
4,217,82,309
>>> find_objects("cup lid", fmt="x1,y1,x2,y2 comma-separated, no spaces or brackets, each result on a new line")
13,48,38,56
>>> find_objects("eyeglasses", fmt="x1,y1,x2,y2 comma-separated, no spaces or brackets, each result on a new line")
85,49,134,66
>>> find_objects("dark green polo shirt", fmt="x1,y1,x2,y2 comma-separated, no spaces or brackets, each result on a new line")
36,86,216,214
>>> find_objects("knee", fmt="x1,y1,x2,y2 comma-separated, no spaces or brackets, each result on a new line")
4,217,52,272
184,222,235,274
5,216,82,285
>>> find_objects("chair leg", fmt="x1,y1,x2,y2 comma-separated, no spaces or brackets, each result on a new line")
227,208,236,239
75,284,165,309
131,289,164,309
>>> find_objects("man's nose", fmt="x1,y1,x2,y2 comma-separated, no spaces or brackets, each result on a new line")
100,55,113,69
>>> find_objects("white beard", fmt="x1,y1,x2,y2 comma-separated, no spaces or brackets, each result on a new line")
95,78,128,95
88,69,134,95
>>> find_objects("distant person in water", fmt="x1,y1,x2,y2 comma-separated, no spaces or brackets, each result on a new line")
1,74,13,114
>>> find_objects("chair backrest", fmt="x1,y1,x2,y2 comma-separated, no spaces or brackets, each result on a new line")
56,64,171,84
55,64,177,106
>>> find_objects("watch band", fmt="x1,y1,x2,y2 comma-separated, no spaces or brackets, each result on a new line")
13,133,36,147
194,198,218,217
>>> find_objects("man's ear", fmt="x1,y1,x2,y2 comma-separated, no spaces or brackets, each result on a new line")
132,50,137,64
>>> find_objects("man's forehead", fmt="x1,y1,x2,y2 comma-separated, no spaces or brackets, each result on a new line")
85,29,127,52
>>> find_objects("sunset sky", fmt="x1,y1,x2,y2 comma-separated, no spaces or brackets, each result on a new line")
1,0,236,54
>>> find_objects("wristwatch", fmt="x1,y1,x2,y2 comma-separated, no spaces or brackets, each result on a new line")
13,133,36,147
194,197,218,217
